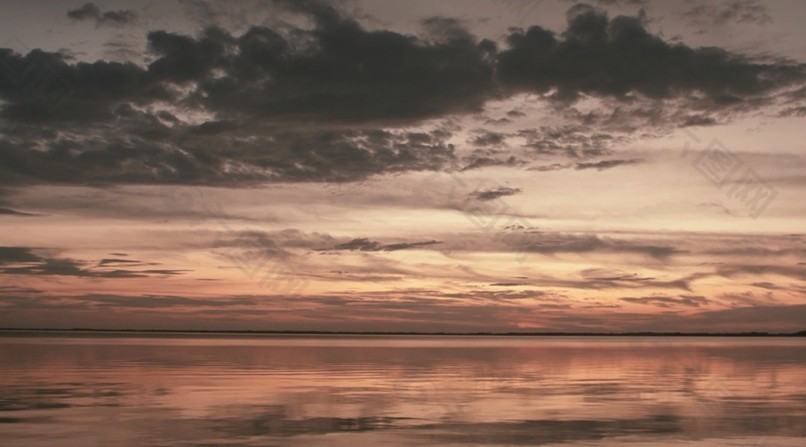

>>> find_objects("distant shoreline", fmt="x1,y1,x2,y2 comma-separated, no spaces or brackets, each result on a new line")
1,328,804,337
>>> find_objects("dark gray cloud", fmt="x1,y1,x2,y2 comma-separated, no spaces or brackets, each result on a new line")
470,130,507,146
522,270,701,292
2,0,479,185
621,294,709,308
682,0,772,26
562,0,648,5
74,293,259,309
67,3,136,26
0,291,260,312
0,207,39,216
97,258,151,267
0,247,41,263
469,186,522,201
715,263,806,281
0,0,802,188
519,126,622,158
209,230,292,262
460,155,525,171
0,246,187,278
0,127,456,185
680,114,718,127
528,163,574,172
575,158,644,170
718,290,776,307
498,3,799,106
682,303,806,331
181,5,496,126
778,106,806,117
0,48,167,125
438,288,566,302
324,238,441,252
505,232,683,259
581,268,655,282
67,2,102,20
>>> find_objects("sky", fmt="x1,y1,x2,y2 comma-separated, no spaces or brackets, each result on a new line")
0,0,804,332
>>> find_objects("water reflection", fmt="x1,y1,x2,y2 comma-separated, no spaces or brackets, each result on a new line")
1,334,804,446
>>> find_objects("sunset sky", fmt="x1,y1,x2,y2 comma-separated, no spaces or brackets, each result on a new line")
0,0,804,332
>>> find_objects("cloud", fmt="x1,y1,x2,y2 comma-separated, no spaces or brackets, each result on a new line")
680,114,718,127
718,290,776,307
469,131,507,146
715,263,806,281
621,295,709,308
1,277,804,332
562,0,648,5
67,2,102,20
0,207,39,216
519,126,625,158
0,247,41,263
0,246,187,278
507,232,683,259
575,158,644,170
498,4,799,107
460,155,524,171
324,238,441,252
209,230,293,262
97,258,151,266
438,288,567,302
167,3,496,126
0,1,802,189
469,186,522,201
523,270,701,292
74,294,259,309
778,106,806,117
580,268,655,282
683,303,806,332
681,0,772,26
2,0,482,185
0,291,261,313
528,163,573,172
67,3,136,26
0,127,457,185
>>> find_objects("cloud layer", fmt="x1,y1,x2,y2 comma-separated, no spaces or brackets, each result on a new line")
0,1,802,187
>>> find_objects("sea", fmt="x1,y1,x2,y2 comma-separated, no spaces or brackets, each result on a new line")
1,333,804,446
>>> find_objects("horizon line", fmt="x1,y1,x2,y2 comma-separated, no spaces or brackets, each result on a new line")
1,328,805,337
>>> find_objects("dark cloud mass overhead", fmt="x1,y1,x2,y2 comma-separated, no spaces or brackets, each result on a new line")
0,0,802,187
498,3,800,106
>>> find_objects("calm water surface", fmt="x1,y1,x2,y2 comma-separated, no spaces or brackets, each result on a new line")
1,334,804,446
